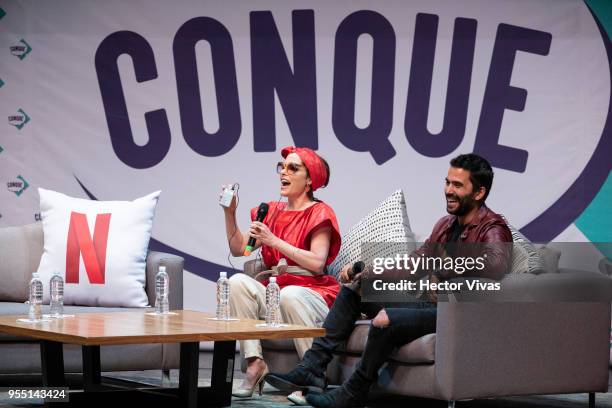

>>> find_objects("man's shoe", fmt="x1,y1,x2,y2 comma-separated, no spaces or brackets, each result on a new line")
305,386,366,408
265,365,327,393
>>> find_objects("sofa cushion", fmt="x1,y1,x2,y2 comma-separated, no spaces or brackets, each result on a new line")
501,215,546,274
37,188,159,307
0,341,164,374
261,338,296,351
0,223,43,302
391,333,436,364
0,302,153,342
537,245,561,273
328,190,416,279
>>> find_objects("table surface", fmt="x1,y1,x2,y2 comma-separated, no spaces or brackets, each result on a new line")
0,310,325,345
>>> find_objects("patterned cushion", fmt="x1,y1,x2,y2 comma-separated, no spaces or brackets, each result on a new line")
328,190,416,278
501,215,546,274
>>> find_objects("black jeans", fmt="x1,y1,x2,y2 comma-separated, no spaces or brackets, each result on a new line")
301,285,437,394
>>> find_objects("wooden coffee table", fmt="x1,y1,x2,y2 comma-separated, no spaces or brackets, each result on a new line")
0,310,324,407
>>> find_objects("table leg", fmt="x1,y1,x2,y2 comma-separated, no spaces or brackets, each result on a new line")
82,345,101,391
210,341,236,407
40,341,65,386
179,342,199,408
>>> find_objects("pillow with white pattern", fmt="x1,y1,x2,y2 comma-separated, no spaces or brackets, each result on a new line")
328,190,416,278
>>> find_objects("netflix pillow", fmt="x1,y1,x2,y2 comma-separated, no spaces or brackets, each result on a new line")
36,188,160,307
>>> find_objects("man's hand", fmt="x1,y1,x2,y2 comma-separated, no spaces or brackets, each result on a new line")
339,264,352,283
339,263,368,283
338,262,373,283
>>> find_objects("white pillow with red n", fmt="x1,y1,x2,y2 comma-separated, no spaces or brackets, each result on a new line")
36,188,160,307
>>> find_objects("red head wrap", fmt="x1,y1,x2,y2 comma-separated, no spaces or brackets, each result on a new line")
281,146,328,191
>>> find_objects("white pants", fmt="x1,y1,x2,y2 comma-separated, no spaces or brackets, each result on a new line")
228,273,329,360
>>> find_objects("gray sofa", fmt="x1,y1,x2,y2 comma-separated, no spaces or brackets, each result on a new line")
247,261,611,406
0,223,184,375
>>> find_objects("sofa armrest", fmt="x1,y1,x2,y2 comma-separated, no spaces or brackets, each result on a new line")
433,301,610,401
145,251,184,310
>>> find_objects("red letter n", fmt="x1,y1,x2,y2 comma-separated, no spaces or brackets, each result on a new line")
65,212,111,284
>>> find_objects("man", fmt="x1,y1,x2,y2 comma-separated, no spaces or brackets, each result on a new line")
265,153,513,407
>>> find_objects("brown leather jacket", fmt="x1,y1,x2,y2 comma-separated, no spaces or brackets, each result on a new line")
416,205,513,281
365,205,513,284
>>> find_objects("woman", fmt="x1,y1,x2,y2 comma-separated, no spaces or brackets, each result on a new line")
221,146,341,398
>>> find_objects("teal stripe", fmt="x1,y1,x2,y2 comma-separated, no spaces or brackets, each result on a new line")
586,0,612,40
579,1,612,259
576,171,612,258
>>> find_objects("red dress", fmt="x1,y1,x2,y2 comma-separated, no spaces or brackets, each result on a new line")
250,201,341,308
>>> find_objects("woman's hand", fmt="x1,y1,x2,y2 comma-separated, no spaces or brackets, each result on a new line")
249,221,279,248
219,185,237,213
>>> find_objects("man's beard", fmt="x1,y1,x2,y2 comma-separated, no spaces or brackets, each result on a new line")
446,192,478,216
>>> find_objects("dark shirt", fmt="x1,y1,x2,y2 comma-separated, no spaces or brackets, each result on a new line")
445,220,466,254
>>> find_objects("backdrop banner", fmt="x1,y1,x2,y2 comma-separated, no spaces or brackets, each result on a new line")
1,0,610,313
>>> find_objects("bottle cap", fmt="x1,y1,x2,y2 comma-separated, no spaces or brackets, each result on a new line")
220,271,227,278
159,265,166,273
52,270,61,276
32,272,40,279
269,276,276,283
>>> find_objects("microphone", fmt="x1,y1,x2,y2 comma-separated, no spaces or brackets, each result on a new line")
347,260,365,280
244,202,269,256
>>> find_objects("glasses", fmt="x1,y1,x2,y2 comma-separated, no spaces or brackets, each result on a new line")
276,161,303,175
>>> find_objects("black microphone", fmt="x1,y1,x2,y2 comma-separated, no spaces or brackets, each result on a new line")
347,260,365,280
244,202,269,256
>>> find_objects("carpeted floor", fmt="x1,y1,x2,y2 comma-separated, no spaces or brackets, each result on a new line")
1,352,610,407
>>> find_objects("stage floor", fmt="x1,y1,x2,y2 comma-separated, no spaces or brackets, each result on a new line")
0,351,610,407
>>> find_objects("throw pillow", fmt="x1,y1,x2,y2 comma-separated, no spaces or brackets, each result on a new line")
328,190,416,278
537,245,561,273
501,215,546,274
37,188,160,307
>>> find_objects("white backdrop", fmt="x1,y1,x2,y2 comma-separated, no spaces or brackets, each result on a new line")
1,0,610,314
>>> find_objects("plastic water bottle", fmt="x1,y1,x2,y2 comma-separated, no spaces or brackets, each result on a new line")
49,270,64,318
216,272,230,320
265,277,281,327
155,265,169,314
28,272,43,321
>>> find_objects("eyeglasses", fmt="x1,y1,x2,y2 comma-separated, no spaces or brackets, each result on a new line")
276,161,303,175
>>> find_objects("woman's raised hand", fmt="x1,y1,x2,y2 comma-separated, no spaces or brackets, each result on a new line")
219,184,237,213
